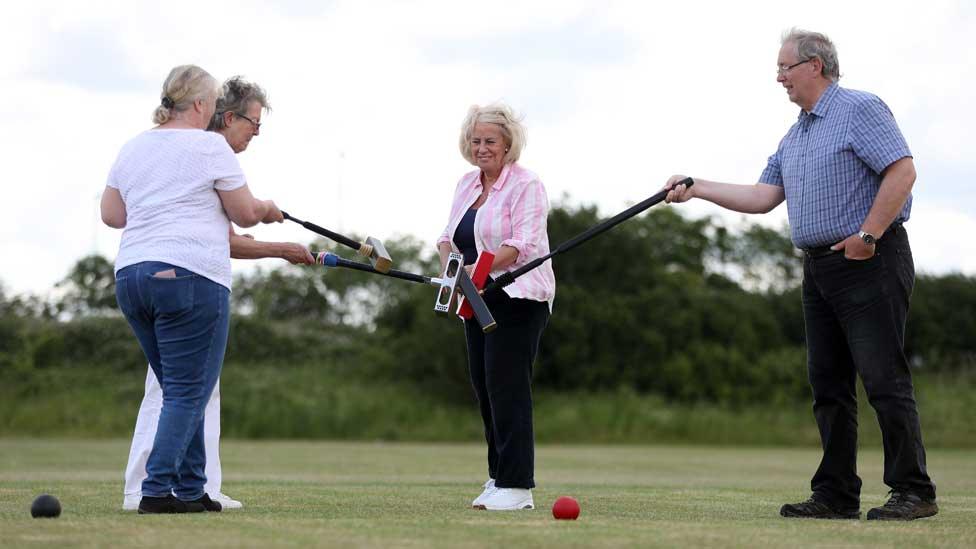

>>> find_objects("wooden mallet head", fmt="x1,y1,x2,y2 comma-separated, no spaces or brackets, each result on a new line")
360,236,392,273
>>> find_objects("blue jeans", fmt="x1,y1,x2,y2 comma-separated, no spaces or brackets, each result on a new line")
115,261,229,500
802,225,936,510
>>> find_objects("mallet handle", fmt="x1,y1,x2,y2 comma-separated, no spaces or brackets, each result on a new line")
316,252,431,284
485,178,694,292
282,211,363,252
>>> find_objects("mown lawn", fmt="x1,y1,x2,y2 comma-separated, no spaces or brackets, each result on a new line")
1,439,973,548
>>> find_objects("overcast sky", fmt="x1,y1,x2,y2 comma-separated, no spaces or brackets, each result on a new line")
2,0,973,296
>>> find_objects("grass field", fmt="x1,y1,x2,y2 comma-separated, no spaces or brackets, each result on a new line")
1,439,973,548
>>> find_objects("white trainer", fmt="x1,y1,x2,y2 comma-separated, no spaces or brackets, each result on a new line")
471,479,496,508
212,493,243,510
474,487,534,511
122,495,140,511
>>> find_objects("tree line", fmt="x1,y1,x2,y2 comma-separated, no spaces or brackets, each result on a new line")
3,204,974,408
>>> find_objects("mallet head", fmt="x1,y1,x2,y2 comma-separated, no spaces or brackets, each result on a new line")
433,252,463,315
363,236,392,273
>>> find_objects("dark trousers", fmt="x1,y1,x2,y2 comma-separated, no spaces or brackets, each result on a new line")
801,225,936,510
464,292,549,489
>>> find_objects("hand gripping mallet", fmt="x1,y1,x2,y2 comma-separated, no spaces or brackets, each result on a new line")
315,251,498,333
283,211,393,273
482,178,694,294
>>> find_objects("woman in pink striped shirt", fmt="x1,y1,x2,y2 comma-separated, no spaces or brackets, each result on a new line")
437,103,555,511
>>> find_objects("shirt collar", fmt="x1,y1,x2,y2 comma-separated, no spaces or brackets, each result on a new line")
800,82,839,120
467,163,514,192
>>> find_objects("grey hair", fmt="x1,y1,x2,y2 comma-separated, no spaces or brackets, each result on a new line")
208,76,272,132
152,65,221,125
458,102,527,166
782,28,840,82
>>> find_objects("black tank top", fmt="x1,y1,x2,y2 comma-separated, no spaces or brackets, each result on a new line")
453,208,479,266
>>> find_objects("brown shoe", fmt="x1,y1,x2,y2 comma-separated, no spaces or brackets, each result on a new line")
780,497,860,519
866,492,938,521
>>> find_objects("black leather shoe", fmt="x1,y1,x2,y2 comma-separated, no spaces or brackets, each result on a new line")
138,494,206,514
187,493,222,512
867,491,938,521
780,497,860,519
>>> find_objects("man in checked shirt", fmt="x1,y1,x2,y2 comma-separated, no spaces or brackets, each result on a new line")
664,28,937,521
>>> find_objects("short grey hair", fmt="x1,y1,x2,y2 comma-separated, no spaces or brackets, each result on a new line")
458,102,526,166
781,28,841,82
208,76,272,131
152,65,221,125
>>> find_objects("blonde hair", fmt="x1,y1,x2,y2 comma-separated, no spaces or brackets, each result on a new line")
152,65,221,125
458,102,526,165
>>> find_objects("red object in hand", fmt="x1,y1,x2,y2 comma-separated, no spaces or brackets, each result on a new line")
552,496,580,520
457,250,495,319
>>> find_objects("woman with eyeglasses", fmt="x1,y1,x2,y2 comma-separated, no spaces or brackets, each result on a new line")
101,64,282,514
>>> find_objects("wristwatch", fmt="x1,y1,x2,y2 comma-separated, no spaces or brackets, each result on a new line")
858,230,877,246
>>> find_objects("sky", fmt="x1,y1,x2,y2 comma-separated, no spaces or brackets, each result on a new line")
2,0,974,296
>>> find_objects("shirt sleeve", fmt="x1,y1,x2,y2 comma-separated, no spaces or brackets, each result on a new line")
105,147,124,189
850,94,912,175
500,177,549,260
436,174,473,250
208,135,246,191
758,147,784,187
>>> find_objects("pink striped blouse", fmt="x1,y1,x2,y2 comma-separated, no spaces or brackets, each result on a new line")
437,162,556,309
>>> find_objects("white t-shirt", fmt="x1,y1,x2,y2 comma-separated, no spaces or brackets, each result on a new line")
107,129,246,289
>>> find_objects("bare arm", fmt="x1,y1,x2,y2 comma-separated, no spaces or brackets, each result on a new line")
100,187,127,228
217,184,283,228
831,156,917,259
228,227,314,264
861,157,915,238
490,245,519,271
664,175,785,214
438,242,454,273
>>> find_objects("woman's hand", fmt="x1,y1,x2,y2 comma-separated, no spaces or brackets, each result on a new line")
261,200,284,223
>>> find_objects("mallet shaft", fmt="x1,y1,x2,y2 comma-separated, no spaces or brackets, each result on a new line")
282,211,364,252
316,253,433,284
485,178,694,292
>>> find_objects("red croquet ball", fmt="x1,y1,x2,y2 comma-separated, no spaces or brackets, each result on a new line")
552,496,580,520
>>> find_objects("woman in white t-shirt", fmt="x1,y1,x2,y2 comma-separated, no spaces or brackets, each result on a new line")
101,64,282,515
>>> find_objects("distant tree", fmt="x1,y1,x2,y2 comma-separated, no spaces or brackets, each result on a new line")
54,254,118,317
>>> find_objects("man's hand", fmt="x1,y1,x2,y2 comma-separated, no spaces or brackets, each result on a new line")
664,175,695,204
281,243,316,265
831,234,876,260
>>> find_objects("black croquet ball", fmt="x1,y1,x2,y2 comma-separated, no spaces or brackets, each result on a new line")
30,494,61,518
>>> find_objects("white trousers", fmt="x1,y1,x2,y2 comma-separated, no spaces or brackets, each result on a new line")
123,366,224,498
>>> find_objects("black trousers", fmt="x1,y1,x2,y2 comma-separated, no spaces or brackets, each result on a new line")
802,224,936,510
464,291,549,489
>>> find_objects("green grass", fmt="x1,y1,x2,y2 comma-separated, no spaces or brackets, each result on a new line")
1,439,973,548
5,367,975,447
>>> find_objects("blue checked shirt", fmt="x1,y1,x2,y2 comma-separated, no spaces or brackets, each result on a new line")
759,83,913,248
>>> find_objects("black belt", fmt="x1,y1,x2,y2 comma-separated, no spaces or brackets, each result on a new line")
803,244,837,258
802,223,904,259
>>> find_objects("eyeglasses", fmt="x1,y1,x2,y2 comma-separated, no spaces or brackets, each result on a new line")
777,59,810,76
233,112,261,131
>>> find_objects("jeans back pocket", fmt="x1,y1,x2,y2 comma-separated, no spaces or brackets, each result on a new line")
149,274,196,317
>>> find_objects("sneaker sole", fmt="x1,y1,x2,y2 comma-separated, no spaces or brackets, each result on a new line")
473,503,534,511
